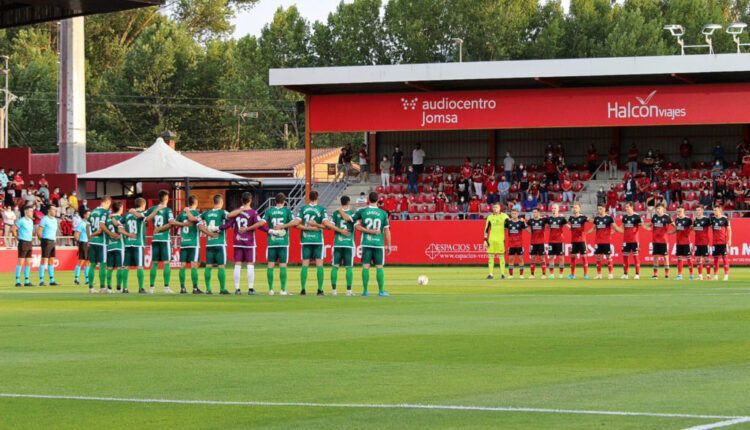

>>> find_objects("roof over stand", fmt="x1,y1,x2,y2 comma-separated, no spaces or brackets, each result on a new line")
0,0,163,29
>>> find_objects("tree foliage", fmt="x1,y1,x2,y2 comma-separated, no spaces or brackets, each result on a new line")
1,0,749,153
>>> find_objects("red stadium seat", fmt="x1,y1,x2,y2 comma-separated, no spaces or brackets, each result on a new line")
571,172,580,181
428,205,437,213
573,182,584,192
509,184,519,192
686,192,696,201
417,195,426,204
554,194,563,202
550,183,561,192
376,186,384,193
581,173,592,181
420,205,428,213
668,203,678,211
408,195,417,203
409,204,418,212
683,182,693,191
412,215,421,220
615,183,625,192
733,211,742,218
635,202,645,211
481,204,491,213
679,171,688,180
385,186,394,194
560,205,569,212
691,202,700,210
426,194,436,204
682,203,691,210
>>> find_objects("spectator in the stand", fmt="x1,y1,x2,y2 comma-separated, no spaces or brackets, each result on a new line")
596,186,607,207
38,174,48,189
485,175,499,204
503,152,515,180
523,195,538,212
743,152,750,178
510,199,522,212
624,175,637,202
38,182,50,201
457,177,471,214
561,178,573,203
3,204,16,247
626,144,639,175
642,150,655,180
545,143,554,160
27,180,37,194
358,145,369,183
14,171,24,191
586,144,598,175
528,181,540,203
737,140,750,165
606,185,618,216
443,174,454,197
468,196,481,220
519,168,530,201
711,160,723,179
498,176,510,205
356,192,367,208
435,191,448,213
555,143,565,164
398,194,409,220
69,190,79,211
461,158,472,179
713,143,725,168
392,146,404,176
52,188,62,208
483,159,495,179
669,174,683,205
412,144,426,176
379,156,391,188
406,166,418,194
383,194,397,214
471,163,484,198
607,146,618,180
0,167,7,189
343,145,353,180
335,147,348,182
543,156,557,185
4,186,14,208
679,138,693,168
539,181,548,204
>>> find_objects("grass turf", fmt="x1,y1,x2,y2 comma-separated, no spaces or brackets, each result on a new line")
1,266,750,429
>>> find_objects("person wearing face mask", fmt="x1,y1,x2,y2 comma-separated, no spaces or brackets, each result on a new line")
503,152,514,181
596,186,607,207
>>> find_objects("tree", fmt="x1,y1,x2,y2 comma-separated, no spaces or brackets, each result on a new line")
526,0,567,59
384,0,453,63
605,0,670,57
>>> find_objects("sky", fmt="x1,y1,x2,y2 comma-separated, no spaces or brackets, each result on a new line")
232,0,578,39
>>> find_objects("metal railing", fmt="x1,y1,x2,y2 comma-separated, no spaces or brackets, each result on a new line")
257,178,306,214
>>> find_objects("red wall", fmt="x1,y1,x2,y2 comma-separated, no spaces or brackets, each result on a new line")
0,147,31,173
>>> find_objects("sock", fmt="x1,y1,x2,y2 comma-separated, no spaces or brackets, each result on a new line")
558,259,564,275
548,261,554,274
634,257,640,275
99,265,106,288
583,258,589,276
345,267,353,290
677,260,684,276
664,265,670,278
519,263,524,276
15,265,21,283
218,268,226,292
137,268,145,290
84,266,90,280
596,260,602,275
509,264,514,276
316,266,324,292
106,268,114,288
267,267,275,291
74,265,81,281
570,256,577,276
376,268,385,293
623,258,630,275
541,261,547,275
47,264,54,283
331,266,339,289
88,264,95,286
714,257,720,275
688,259,694,276
488,257,495,276
723,255,729,275
607,259,613,275
530,263,536,275
204,267,213,292
163,265,171,287
179,267,186,288
39,265,46,282
653,263,659,277
247,265,255,290
300,266,308,291
150,264,158,287
24,266,30,283
280,267,288,291
122,269,129,290
234,265,242,290
191,267,198,288
698,260,703,275
499,256,506,277
362,268,370,294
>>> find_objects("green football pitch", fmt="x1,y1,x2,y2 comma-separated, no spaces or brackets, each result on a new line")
2,266,750,429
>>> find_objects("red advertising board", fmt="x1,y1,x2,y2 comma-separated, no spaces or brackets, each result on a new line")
3,219,750,271
309,83,750,133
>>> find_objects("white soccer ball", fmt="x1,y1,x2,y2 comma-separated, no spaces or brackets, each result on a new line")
208,225,220,233
417,275,429,286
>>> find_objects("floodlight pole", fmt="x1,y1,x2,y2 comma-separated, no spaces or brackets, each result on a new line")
304,95,312,202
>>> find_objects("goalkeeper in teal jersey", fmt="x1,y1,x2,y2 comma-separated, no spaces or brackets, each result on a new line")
145,190,179,294
352,192,392,297
121,198,147,293
328,195,356,296
484,202,509,280
263,193,295,295
292,190,331,296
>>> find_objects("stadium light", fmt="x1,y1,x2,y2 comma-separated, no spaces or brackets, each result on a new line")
664,24,722,55
727,22,750,53
451,38,464,63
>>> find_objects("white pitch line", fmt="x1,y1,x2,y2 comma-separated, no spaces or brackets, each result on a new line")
0,393,747,422
682,417,750,430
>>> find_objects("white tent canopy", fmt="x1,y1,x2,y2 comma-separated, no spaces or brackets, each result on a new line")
79,138,247,182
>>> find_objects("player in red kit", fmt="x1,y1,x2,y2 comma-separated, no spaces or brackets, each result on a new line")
670,207,694,280
566,203,589,280
546,203,567,279
644,204,673,279
527,209,548,279
585,205,615,279
617,202,642,280
505,208,527,278
691,206,712,280
710,206,732,281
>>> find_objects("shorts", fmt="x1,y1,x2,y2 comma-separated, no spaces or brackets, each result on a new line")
486,240,505,254
622,242,639,254
570,242,587,255
530,244,546,256
17,240,32,259
508,247,523,256
694,245,710,257
267,246,289,264
41,239,56,259
652,243,667,256
595,244,611,255
205,246,227,266
124,246,145,267
547,243,563,256
179,247,200,264
78,242,89,260
106,249,124,269
88,243,106,264
332,247,355,267
234,246,256,264
151,241,172,262
675,244,692,257
301,244,324,261
361,246,385,266
712,244,728,256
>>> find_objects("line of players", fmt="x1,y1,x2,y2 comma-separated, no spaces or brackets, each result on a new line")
71,189,392,296
484,202,732,281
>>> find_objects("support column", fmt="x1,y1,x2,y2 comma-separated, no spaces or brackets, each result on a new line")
304,95,312,202
58,17,87,175
368,132,377,173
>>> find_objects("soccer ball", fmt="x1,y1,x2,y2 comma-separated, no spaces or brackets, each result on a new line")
417,275,429,286
208,225,220,233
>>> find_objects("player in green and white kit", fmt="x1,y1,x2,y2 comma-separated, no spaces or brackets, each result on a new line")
353,192,392,297
294,190,330,296
174,195,211,294
263,193,295,295
122,198,147,293
87,196,112,293
104,202,134,293
329,195,356,296
145,190,178,294
200,194,228,294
